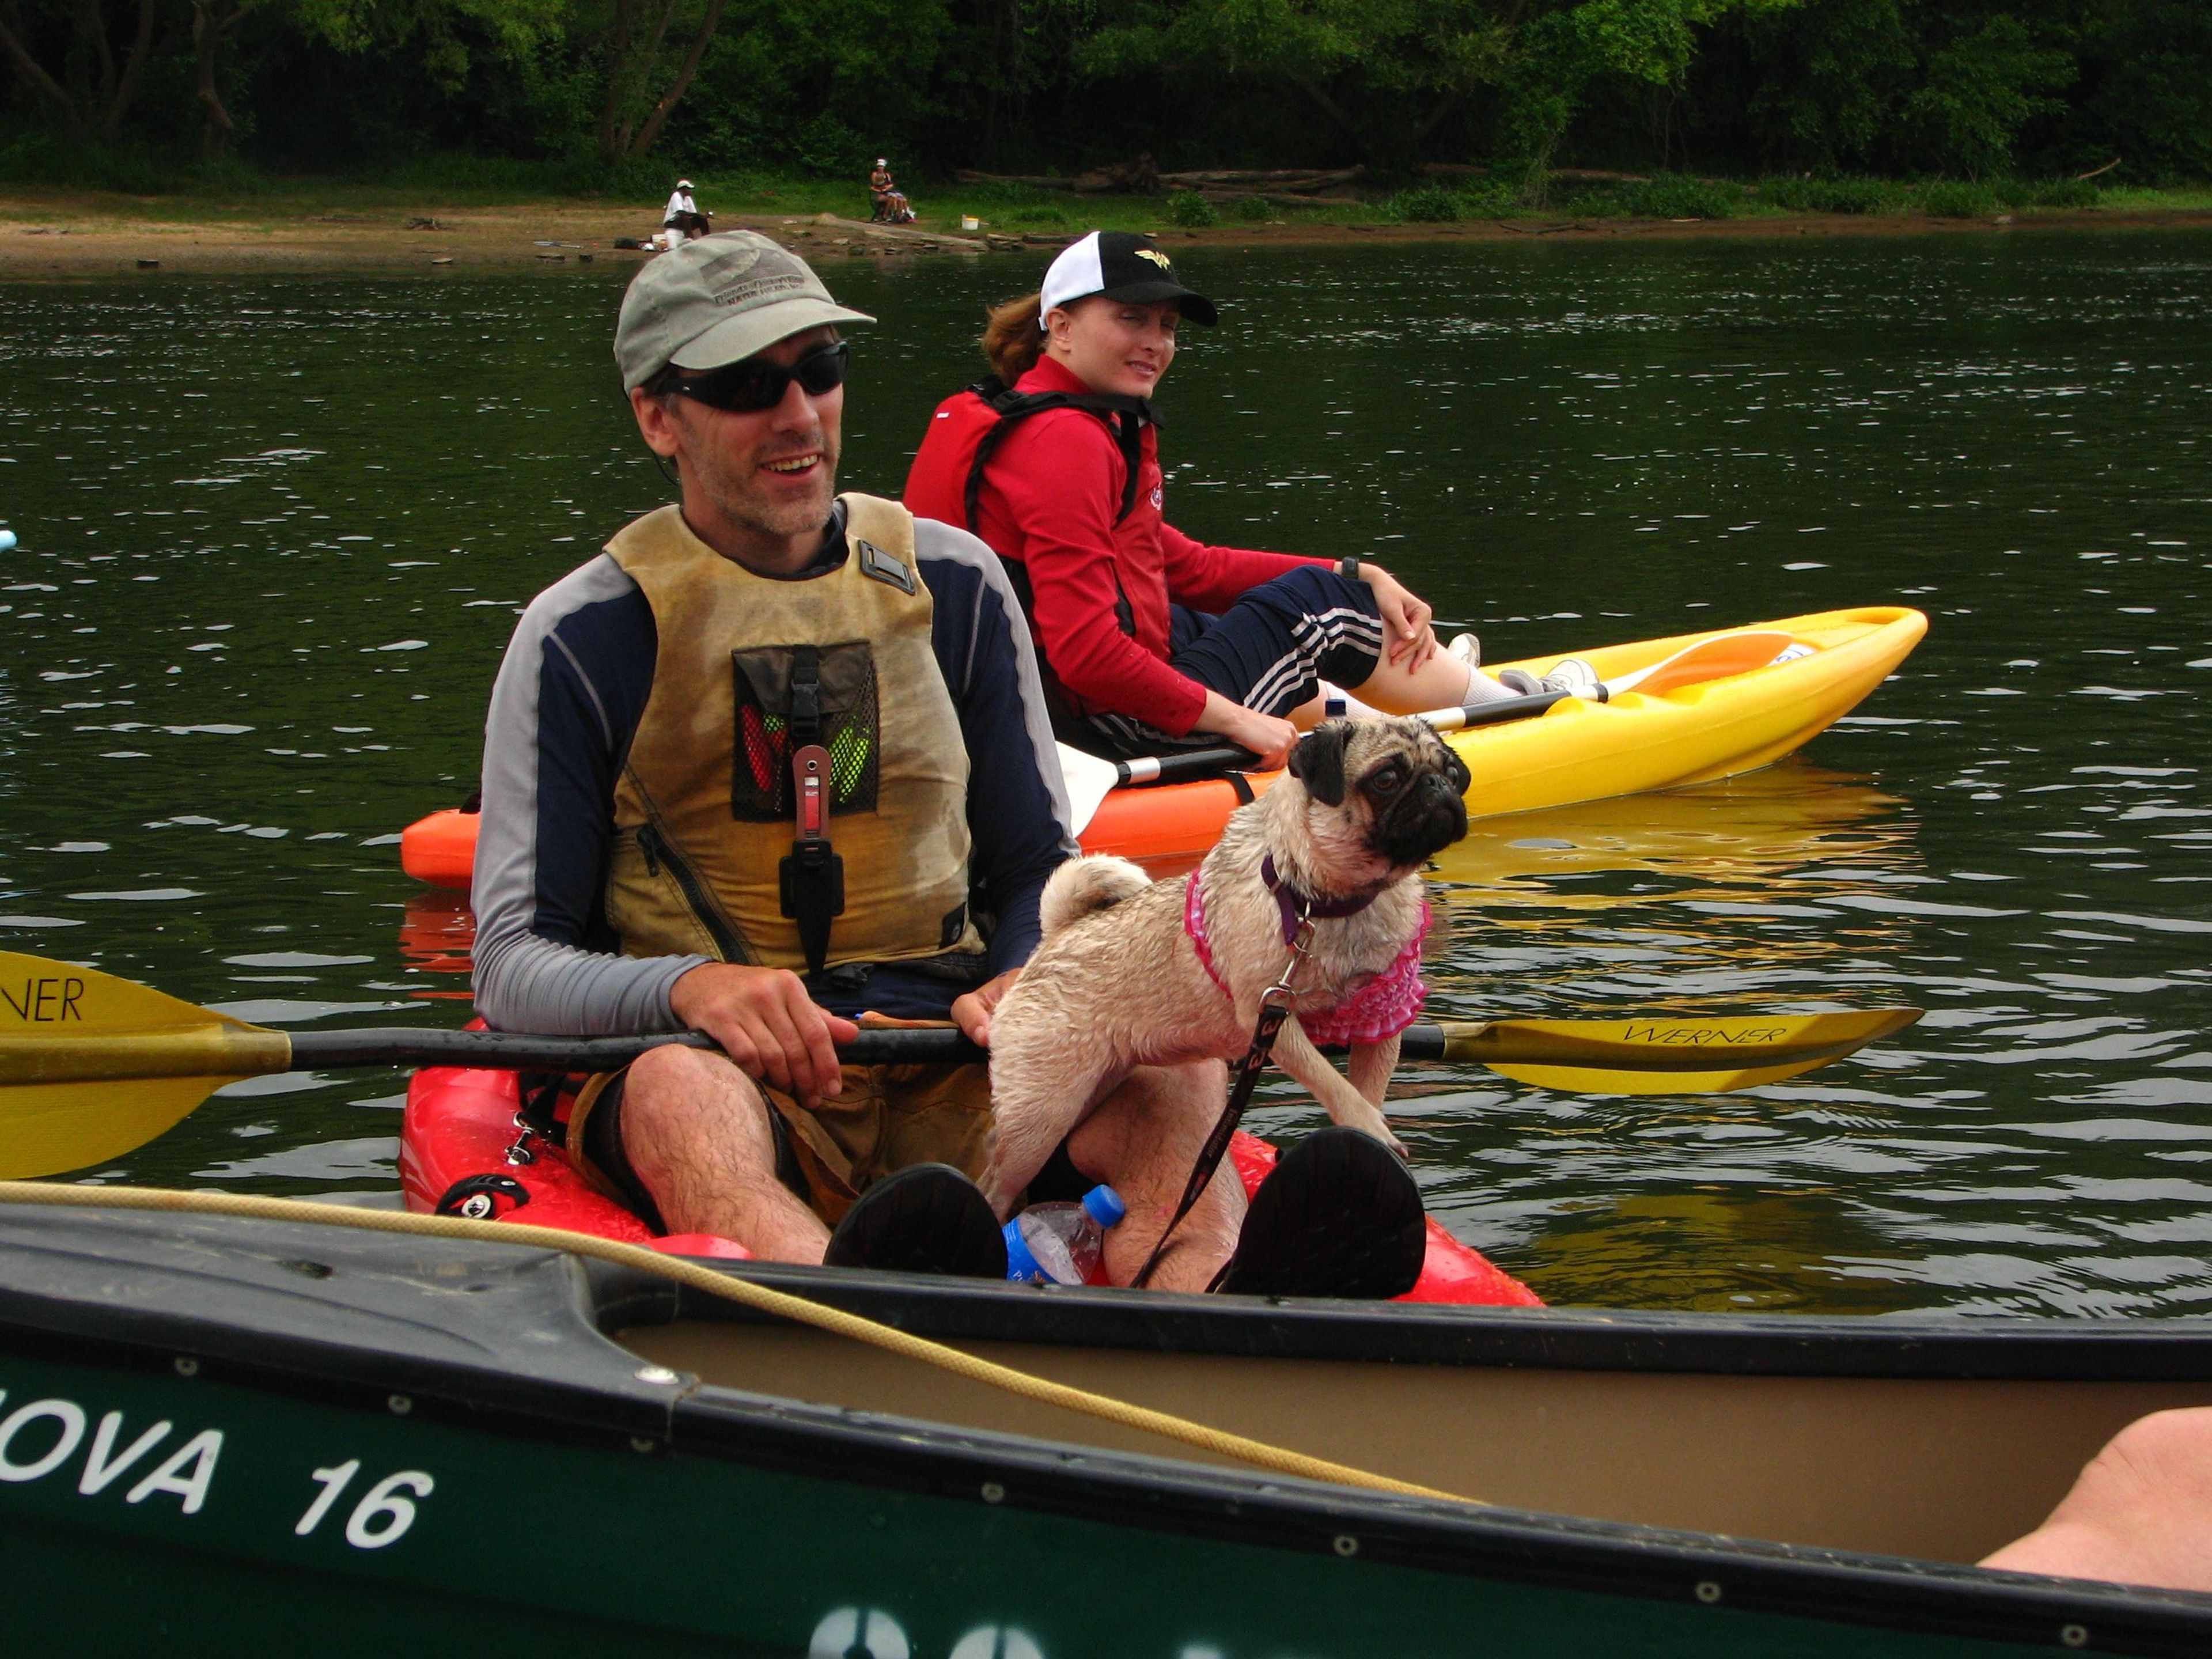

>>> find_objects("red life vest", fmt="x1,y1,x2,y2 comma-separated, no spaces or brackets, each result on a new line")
903,379,1155,722
903,377,1153,536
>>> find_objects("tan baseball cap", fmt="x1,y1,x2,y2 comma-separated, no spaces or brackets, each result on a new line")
613,230,874,391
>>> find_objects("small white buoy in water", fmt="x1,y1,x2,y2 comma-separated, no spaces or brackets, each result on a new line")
0,529,16,552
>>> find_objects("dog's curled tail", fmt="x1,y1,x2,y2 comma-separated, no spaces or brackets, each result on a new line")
1040,855,1152,937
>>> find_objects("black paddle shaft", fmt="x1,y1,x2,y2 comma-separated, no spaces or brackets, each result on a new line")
1460,688,1569,725
286,1026,980,1070
1115,690,1563,787
286,1024,1447,1072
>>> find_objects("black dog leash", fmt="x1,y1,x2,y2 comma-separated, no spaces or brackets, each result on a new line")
1131,906,1315,1289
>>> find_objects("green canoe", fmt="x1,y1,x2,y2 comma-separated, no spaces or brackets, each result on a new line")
2,1201,2208,1657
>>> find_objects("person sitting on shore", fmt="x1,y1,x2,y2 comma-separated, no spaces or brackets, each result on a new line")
869,159,914,225
662,178,706,246
468,232,1320,1289
902,232,1597,766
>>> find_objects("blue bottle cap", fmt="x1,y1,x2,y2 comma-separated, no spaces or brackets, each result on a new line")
1002,1217,1043,1282
1081,1184,1127,1228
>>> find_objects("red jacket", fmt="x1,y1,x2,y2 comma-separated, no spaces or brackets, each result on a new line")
908,357,1321,736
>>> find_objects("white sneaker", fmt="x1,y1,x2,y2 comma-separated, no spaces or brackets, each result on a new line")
1499,658,1604,701
1446,632,1482,668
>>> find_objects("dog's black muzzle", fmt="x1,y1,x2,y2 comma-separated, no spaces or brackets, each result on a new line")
1372,770,1469,866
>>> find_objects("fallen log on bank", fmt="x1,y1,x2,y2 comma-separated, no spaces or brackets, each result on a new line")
1160,168,1362,192
953,164,1363,198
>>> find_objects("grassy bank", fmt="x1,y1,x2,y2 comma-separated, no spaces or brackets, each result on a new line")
1,153,2206,279
4,143,2210,237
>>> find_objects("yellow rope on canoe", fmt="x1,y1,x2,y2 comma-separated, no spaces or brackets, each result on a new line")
0,1180,1476,1508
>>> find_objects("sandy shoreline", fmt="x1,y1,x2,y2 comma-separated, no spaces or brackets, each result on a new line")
3,194,2207,277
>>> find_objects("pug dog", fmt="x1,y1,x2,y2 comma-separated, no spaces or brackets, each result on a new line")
982,716,1472,1217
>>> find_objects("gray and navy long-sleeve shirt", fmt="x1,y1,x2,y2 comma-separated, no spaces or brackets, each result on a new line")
472,505,1078,1035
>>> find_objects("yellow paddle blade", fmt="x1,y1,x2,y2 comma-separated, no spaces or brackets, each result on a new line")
1612,631,1797,699
0,1075,250,1179
1442,1008,1921,1096
0,952,292,1178
1483,1054,1842,1094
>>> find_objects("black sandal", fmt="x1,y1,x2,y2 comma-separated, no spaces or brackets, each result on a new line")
1217,1127,1426,1300
822,1163,1007,1279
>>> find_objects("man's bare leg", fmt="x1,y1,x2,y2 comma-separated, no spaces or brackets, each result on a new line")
1982,1407,2212,1591
616,1044,830,1262
1066,1062,1245,1293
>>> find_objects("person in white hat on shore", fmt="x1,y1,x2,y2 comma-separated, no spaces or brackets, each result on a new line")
869,158,913,225
662,178,701,247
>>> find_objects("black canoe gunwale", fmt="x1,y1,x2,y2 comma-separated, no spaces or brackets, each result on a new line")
610,1257,2212,1383
2,1204,2211,1657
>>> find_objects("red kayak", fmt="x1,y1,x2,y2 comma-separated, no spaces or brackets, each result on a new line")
400,1062,1542,1306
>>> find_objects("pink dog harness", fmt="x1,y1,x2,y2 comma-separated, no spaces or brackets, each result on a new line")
1183,876,1430,1046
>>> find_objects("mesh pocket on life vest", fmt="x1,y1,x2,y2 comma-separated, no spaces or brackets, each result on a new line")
730,641,880,821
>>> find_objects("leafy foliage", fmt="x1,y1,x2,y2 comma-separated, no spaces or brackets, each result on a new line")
1756,172,1895,210
1078,0,1518,172
0,0,2203,187
1921,177,1998,214
1164,189,1217,226
1615,169,1738,214
1385,183,1463,220
1903,13,2071,176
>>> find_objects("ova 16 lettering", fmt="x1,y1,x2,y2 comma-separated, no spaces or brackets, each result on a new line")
293,1458,436,1550
0,1380,434,1550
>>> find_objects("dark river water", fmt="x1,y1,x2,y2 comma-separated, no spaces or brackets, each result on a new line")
3,232,2209,1316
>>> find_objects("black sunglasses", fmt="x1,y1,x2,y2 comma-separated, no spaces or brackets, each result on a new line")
667,340,850,412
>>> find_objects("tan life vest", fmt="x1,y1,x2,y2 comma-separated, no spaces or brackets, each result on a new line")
600,494,984,974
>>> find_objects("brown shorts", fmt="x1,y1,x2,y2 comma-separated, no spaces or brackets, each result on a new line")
566,1058,994,1230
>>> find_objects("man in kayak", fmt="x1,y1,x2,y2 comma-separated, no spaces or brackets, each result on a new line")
467,232,1266,1288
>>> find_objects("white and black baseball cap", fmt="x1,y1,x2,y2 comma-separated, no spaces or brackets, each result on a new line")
1039,232,1217,327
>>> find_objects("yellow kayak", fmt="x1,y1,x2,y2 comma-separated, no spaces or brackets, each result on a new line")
1452,603,1926,818
398,605,1926,886
1077,605,1927,866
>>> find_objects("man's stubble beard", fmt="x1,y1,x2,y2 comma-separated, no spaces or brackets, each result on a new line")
689,425,840,543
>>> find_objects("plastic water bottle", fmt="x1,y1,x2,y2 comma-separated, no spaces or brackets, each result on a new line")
1004,1185,1127,1285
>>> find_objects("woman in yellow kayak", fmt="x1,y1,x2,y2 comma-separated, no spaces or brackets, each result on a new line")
903,231,1597,765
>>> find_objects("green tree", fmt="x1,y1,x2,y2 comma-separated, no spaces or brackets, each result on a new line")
585,0,723,158
1078,0,1801,179
1903,9,2071,175
1700,0,2084,179
0,0,161,142
1081,0,1512,172
2051,0,2206,179
1496,0,1803,188
185,0,562,157
1732,0,1915,171
934,0,1092,167
647,0,950,171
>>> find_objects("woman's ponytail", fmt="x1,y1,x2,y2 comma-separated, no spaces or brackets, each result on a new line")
982,291,1047,384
